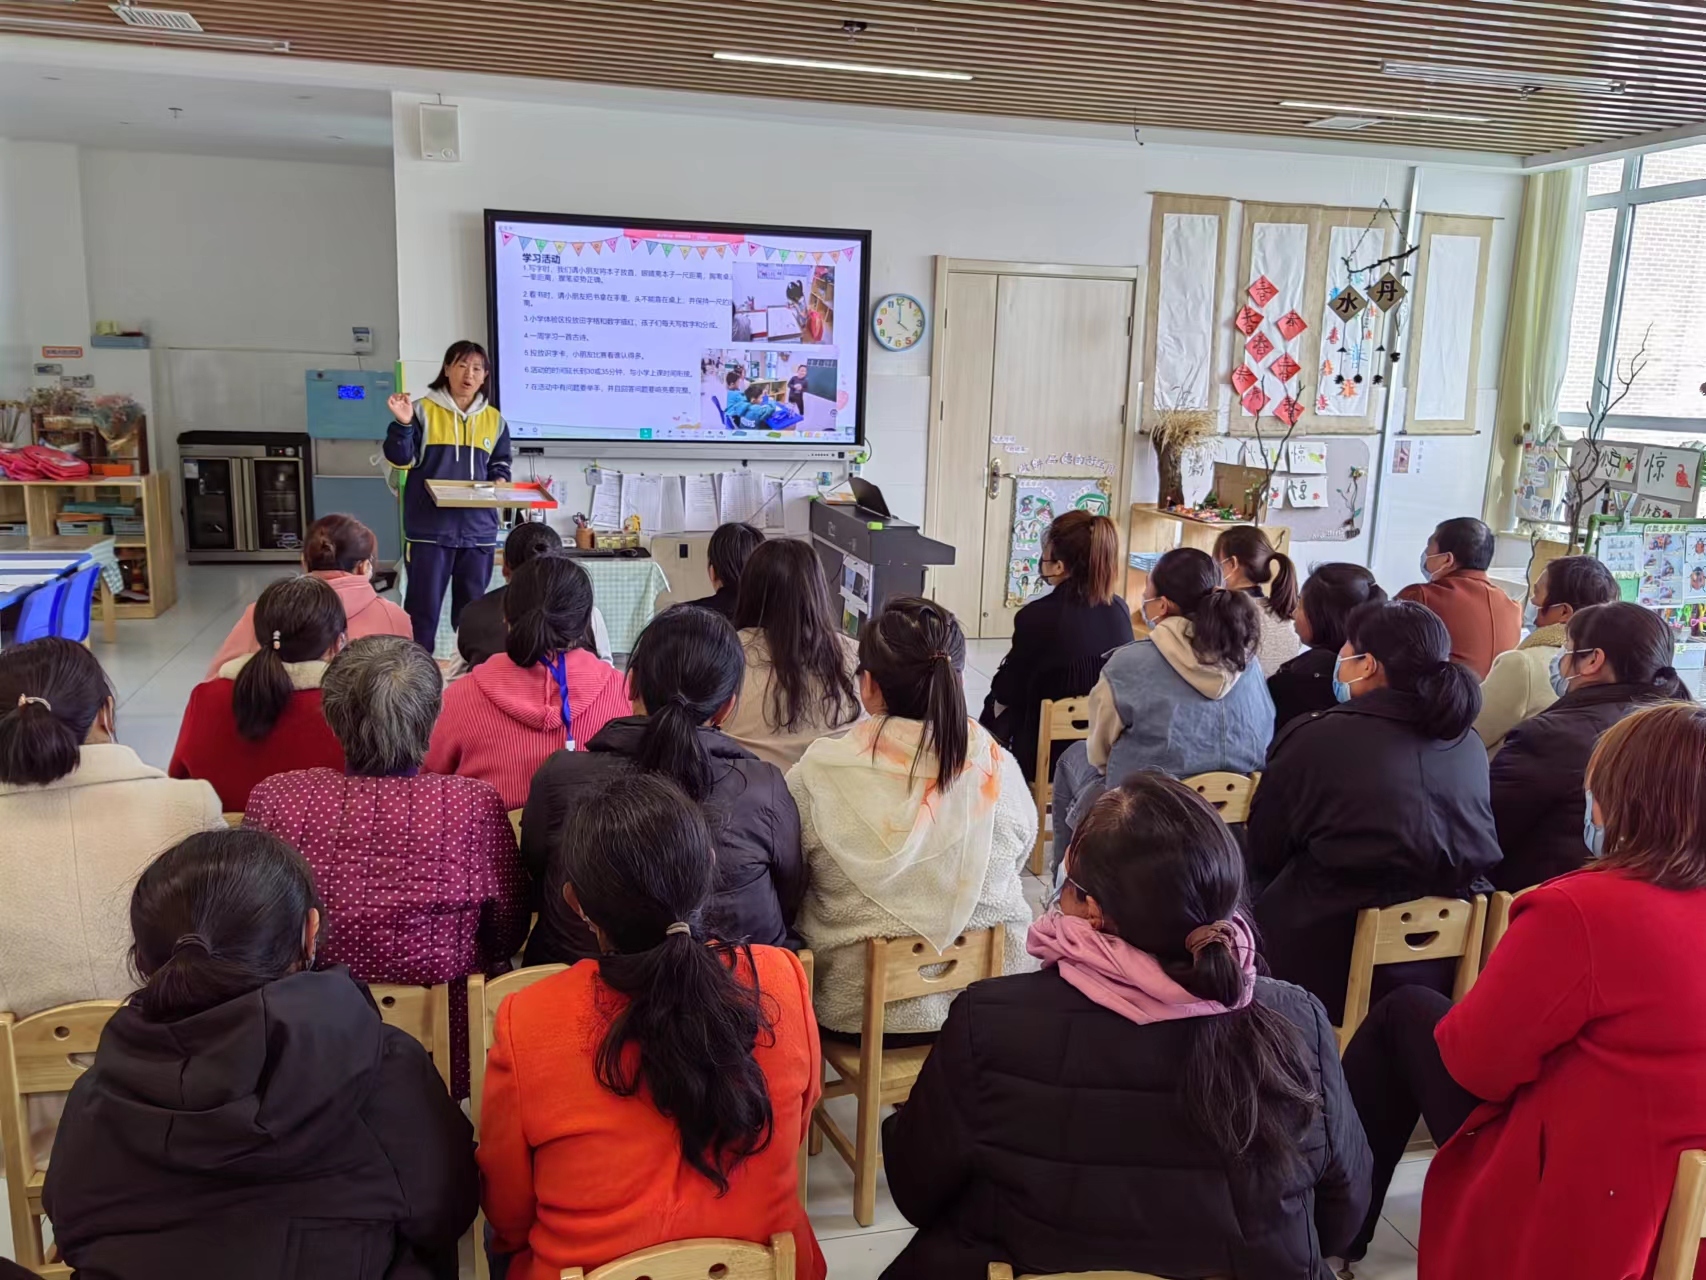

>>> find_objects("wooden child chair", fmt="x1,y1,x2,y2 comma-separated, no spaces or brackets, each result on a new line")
561,1232,796,1280
1656,1150,1706,1280
1335,896,1487,1053
1031,697,1092,874
369,983,453,1088
1181,771,1260,824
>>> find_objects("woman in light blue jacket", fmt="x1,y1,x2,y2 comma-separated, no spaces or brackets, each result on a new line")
1050,547,1273,867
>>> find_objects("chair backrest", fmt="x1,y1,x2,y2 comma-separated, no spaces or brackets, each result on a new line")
1181,771,1261,824
1338,895,1486,1049
508,809,523,842
989,1265,1172,1280
468,965,569,1131
1655,1149,1706,1280
370,983,452,1087
563,1232,797,1280
865,926,1004,1041
1033,696,1093,792
0,1002,121,1196
52,563,100,643
223,812,244,828
1480,886,1537,966
15,579,66,644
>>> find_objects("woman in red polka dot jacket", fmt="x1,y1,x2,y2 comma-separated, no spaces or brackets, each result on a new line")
244,634,530,1094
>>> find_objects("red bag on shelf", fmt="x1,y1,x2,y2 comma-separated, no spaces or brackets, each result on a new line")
0,444,92,481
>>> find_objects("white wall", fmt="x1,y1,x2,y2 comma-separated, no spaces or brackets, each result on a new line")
0,142,28,399
384,93,1519,585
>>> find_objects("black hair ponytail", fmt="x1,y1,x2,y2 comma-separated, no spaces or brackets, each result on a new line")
857,596,968,792
1152,547,1260,673
0,637,112,785
564,774,774,1193
130,828,321,1023
1568,602,1694,703
233,576,346,740
1212,525,1298,621
505,554,594,668
628,605,746,802
1070,774,1320,1171
1346,599,1481,740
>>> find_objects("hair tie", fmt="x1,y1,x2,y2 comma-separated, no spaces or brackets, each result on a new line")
271,629,282,651
15,694,50,712
665,921,692,937
1185,920,1238,959
929,650,950,662
172,932,212,957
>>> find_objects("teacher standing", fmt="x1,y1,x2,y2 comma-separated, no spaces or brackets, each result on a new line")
385,340,513,651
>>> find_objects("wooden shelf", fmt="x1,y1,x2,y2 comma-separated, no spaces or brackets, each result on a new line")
0,472,176,621
1125,503,1292,631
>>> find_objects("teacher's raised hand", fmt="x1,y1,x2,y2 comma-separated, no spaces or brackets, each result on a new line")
387,392,414,424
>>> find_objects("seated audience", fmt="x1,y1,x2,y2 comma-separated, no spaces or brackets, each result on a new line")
1268,563,1385,734
0,638,224,1165
1340,702,1706,1279
426,554,627,808
1475,554,1618,752
1214,525,1302,676
687,521,766,620
1397,516,1520,678
979,510,1133,780
457,522,613,669
169,576,346,811
1490,601,1688,891
522,605,803,965
245,635,529,1092
205,513,410,677
1051,547,1271,857
883,775,1371,1280
43,828,478,1278
725,537,862,769
480,774,823,1280
792,597,1037,1038
1249,599,1501,1022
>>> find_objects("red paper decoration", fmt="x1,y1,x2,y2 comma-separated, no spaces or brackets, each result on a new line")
1270,354,1302,383
1246,276,1279,308
1245,331,1275,363
1276,310,1309,341
1234,305,1265,336
1230,365,1259,395
1274,396,1305,426
1241,386,1270,416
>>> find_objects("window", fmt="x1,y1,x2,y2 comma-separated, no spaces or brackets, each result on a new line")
1564,141,1706,432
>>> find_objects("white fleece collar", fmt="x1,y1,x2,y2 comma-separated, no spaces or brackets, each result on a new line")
217,653,329,690
1149,616,1240,700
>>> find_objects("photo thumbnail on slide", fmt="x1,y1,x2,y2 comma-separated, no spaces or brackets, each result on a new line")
487,213,865,445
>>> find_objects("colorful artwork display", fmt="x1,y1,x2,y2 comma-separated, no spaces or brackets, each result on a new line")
1006,477,1112,606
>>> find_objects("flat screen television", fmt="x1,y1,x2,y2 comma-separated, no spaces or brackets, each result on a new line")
485,210,871,448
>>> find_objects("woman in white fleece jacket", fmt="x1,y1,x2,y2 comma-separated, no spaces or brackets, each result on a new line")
789,598,1037,1037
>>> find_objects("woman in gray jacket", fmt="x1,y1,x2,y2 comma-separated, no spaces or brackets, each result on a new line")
1050,548,1272,865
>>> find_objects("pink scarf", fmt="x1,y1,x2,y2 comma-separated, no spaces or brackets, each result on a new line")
1026,911,1257,1025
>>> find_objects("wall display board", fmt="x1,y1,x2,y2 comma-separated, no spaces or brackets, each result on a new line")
1569,439,1702,519
1005,475,1112,605
1591,521,1706,676
1407,214,1494,435
1144,194,1232,426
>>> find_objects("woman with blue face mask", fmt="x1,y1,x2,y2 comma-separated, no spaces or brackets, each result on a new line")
1488,601,1689,891
1246,599,1502,1026
1474,555,1618,755
1339,701,1706,1280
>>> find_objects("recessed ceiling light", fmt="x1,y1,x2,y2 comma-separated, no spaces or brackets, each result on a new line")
1306,115,1381,132
1279,100,1490,124
711,51,971,81
1382,60,1627,95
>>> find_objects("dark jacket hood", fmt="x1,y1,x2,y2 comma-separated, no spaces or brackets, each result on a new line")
586,715,758,761
88,967,385,1177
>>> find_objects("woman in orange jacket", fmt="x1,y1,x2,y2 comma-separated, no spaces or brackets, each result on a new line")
478,773,824,1280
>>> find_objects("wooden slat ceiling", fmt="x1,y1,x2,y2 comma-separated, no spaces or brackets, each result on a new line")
7,0,1706,155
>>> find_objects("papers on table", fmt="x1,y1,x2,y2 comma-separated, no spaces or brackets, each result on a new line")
587,468,818,536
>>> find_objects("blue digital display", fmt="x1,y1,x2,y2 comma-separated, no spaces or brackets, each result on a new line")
337,384,365,401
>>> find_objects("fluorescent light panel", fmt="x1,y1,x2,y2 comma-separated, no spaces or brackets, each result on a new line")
712,51,971,82
1280,100,1490,124
1382,60,1627,95
0,13,288,48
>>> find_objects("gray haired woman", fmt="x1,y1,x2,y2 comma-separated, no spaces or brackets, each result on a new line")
244,636,529,1094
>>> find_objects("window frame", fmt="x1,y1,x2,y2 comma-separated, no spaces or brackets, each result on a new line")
1563,149,1706,434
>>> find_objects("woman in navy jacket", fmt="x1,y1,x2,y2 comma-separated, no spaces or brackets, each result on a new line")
385,340,513,650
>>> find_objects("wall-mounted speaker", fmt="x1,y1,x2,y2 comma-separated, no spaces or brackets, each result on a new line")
419,103,461,162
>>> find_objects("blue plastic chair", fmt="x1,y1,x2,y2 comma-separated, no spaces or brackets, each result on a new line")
14,579,66,644
53,563,100,643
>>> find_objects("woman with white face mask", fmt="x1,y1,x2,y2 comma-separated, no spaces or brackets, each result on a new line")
1488,601,1689,891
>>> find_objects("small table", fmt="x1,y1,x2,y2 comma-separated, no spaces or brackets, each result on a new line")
0,549,101,645
0,536,120,643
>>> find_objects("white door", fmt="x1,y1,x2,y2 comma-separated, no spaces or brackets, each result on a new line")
927,265,1138,639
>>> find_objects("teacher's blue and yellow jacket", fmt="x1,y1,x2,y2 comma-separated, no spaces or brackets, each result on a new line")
384,387,513,547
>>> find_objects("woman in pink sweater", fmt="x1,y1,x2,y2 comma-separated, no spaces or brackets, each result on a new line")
205,514,412,678
426,554,627,808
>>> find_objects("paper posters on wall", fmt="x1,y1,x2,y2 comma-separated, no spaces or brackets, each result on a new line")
1640,527,1692,606
1243,221,1309,417
1636,445,1702,505
1317,224,1381,418
1154,213,1219,410
1006,477,1112,606
1635,497,1683,519
1286,476,1328,507
1576,439,1639,485
1515,440,1566,523
1413,234,1481,424
782,478,818,535
718,470,763,524
589,471,623,527
1391,438,1425,475
1286,440,1328,474
683,474,719,530
1596,532,1642,575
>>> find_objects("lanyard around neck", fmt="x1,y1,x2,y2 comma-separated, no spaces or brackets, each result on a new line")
546,652,575,750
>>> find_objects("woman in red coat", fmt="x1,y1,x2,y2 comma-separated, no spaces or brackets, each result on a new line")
1342,700,1706,1279
169,576,346,810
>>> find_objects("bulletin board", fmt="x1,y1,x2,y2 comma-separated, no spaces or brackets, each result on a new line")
1407,214,1494,436
1592,519,1706,644
1006,475,1113,605
1232,435,1371,542
1570,438,1702,519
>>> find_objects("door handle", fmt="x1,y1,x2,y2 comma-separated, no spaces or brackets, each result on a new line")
987,457,1004,500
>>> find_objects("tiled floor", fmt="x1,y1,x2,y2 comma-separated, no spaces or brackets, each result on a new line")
4,569,1423,1278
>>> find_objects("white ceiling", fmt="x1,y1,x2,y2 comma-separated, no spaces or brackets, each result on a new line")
0,58,391,163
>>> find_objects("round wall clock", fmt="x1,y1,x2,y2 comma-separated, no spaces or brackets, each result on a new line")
871,293,928,352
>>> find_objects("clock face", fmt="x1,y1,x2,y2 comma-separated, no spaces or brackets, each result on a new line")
871,293,927,352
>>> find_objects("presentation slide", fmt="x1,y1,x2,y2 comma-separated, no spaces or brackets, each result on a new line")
486,212,869,447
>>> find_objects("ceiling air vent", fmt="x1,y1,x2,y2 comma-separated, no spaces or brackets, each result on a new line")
109,4,204,32
1306,115,1380,131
